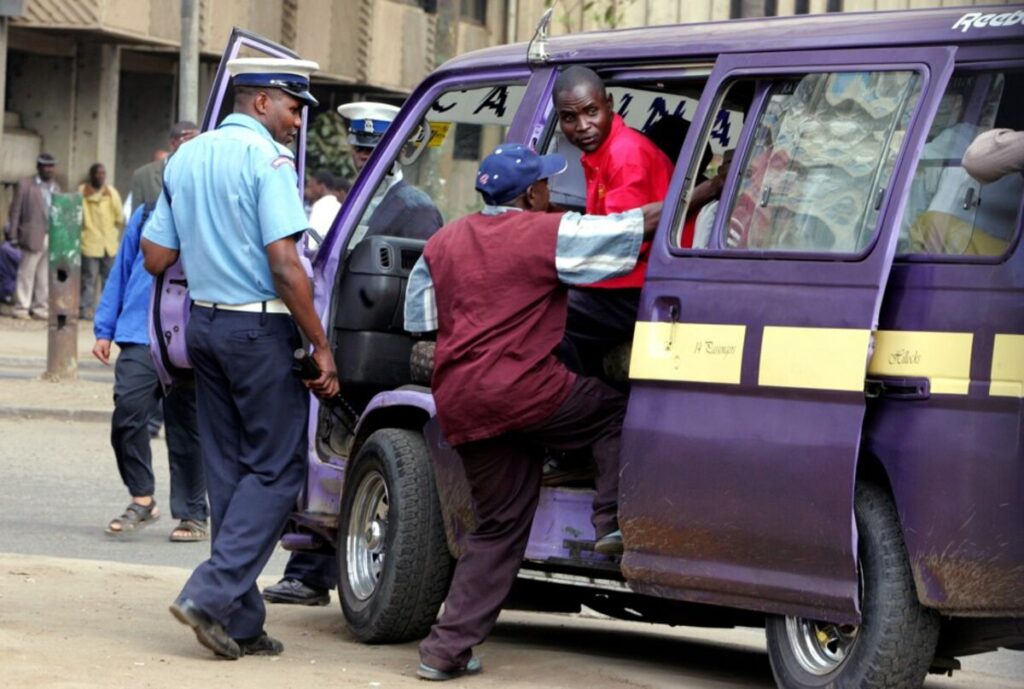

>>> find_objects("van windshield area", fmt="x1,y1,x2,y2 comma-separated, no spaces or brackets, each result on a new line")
324,81,527,454
897,69,1024,259
343,83,525,254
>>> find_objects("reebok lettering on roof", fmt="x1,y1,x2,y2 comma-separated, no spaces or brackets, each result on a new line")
952,10,1024,32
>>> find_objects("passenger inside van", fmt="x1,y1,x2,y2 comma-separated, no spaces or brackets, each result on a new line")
689,148,735,249
553,66,675,379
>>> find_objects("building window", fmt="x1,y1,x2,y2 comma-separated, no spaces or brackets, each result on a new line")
730,0,777,18
398,0,437,12
453,123,483,161
461,0,487,24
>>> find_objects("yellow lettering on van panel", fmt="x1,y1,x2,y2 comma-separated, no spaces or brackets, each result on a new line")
758,327,870,392
629,322,746,384
868,330,973,395
990,334,1024,398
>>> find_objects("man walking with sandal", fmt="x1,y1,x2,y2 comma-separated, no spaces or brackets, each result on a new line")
93,203,207,542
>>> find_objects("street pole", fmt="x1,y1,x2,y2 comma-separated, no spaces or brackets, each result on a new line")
45,193,83,381
434,0,459,66
179,0,199,123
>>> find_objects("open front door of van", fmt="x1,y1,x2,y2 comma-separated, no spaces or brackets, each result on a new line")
619,47,955,624
149,29,307,388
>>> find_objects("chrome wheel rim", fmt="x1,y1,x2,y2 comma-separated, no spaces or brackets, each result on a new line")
784,616,860,676
346,470,389,601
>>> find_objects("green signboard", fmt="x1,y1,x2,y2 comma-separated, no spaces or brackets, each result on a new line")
48,193,83,266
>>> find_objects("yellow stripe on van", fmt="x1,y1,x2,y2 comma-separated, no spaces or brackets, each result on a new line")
758,327,870,392
990,334,1024,398
868,330,973,395
629,321,746,384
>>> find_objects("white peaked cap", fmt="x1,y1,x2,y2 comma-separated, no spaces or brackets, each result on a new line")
227,57,320,107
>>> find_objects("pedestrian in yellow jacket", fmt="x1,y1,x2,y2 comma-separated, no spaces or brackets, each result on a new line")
79,162,124,319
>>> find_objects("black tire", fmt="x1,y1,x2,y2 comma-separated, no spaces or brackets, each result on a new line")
409,341,435,386
338,428,452,643
766,482,940,689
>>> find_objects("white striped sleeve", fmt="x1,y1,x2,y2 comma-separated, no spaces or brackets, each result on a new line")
404,255,438,333
555,209,644,285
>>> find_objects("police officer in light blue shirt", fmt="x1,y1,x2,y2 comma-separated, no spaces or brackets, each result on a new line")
141,56,339,660
262,100,442,608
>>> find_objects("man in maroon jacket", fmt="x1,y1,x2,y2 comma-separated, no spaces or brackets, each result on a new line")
404,144,661,680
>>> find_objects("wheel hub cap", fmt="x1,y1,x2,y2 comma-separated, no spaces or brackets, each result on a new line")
346,471,389,601
785,616,860,675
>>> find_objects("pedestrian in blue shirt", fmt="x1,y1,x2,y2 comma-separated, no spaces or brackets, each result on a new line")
141,56,338,660
93,205,207,542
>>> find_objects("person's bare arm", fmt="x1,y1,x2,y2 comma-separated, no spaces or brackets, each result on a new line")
266,236,339,399
689,176,724,216
641,202,663,239
140,238,179,276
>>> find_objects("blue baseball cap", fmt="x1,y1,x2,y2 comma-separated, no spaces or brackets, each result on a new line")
475,144,567,205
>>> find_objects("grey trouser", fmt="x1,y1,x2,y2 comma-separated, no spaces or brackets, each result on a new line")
81,255,114,315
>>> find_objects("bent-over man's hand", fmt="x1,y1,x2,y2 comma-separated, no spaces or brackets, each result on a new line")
307,345,340,399
92,339,112,366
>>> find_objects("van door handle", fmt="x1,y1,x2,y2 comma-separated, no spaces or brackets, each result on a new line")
865,376,930,401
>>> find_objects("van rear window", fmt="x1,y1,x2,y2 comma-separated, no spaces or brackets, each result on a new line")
721,70,921,254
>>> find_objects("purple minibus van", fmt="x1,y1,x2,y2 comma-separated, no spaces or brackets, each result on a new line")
153,6,1024,687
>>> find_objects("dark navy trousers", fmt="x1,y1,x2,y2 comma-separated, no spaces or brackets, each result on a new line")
179,306,308,639
282,551,338,591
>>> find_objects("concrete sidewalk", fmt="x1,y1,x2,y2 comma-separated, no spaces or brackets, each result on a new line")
0,316,115,422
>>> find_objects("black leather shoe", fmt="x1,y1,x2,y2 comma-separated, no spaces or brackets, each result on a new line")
236,632,284,656
417,656,482,681
169,597,241,659
261,578,330,606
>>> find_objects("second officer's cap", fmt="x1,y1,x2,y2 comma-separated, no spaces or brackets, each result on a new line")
337,102,401,148
227,57,320,108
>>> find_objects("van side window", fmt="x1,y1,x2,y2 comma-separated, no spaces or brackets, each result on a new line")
897,70,1023,258
721,71,921,254
344,82,527,252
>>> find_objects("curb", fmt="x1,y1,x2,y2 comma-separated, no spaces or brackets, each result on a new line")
0,356,110,371
0,406,111,423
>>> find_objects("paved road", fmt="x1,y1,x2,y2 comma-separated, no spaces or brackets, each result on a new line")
1,416,1021,687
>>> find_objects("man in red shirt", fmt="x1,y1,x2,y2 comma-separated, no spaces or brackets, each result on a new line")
553,66,675,376
405,144,661,680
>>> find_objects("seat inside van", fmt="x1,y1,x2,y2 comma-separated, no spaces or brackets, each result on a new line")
332,235,425,407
